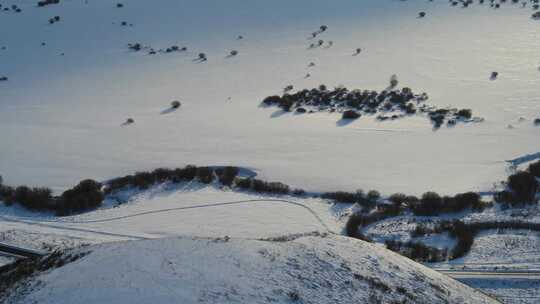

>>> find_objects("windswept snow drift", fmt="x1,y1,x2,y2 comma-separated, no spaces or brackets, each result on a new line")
4,234,498,304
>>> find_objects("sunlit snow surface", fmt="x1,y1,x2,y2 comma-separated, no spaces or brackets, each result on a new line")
0,0,539,194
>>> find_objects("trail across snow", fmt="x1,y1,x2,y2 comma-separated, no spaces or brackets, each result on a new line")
0,184,346,243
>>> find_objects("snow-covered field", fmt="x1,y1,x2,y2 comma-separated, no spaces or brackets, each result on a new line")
0,182,348,248
363,207,540,269
1,182,536,303
362,211,540,303
2,0,540,303
1,0,539,195
2,234,499,304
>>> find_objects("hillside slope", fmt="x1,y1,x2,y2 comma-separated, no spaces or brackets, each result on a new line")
3,234,498,304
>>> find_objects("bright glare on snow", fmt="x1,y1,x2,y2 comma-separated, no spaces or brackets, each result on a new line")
0,0,539,195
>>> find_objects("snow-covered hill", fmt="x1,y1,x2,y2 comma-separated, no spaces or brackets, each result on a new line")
3,234,499,304
1,0,539,194
0,182,346,245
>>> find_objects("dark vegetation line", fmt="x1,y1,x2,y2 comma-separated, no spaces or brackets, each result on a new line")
0,165,298,216
261,84,478,129
1,158,539,218
0,160,538,264
385,220,540,263
346,159,540,263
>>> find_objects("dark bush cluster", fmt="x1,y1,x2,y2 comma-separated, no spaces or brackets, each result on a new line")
385,240,447,263
1,165,303,216
321,190,380,209
342,110,361,120
261,85,479,128
262,85,427,120
105,166,203,192
234,177,290,195
105,165,297,196
128,42,187,56
494,166,539,205
0,175,103,215
216,166,239,186
57,180,104,216
411,220,540,261
529,160,540,177
345,211,398,241
0,4,22,13
427,107,476,129
37,0,60,7
48,16,60,24
448,0,540,20
410,191,485,216
388,193,418,208
10,186,53,210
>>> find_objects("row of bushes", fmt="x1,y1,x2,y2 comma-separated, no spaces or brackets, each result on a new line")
327,188,486,216
0,165,304,216
408,220,540,262
409,191,486,216
494,160,540,204
345,210,399,241
321,190,380,206
262,85,479,128
2,158,537,217
105,165,224,193
0,178,103,216
104,165,298,196
235,177,292,195
385,240,448,263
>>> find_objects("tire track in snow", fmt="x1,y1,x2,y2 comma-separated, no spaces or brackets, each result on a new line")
0,199,334,235
0,215,148,240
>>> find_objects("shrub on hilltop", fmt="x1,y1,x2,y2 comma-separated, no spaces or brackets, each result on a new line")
195,167,214,184
58,179,104,215
528,160,540,178
507,171,538,203
216,166,239,186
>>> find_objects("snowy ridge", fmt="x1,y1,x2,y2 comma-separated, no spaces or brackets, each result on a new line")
3,234,499,304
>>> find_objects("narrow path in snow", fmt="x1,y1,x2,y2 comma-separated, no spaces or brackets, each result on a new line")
438,269,540,279
0,199,333,237
0,215,148,240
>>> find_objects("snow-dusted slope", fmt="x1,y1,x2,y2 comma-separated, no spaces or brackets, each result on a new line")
0,182,347,245
3,234,499,304
1,0,539,194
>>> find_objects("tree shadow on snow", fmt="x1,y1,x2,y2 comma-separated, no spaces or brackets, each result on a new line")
160,107,178,115
336,118,355,127
270,109,288,118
